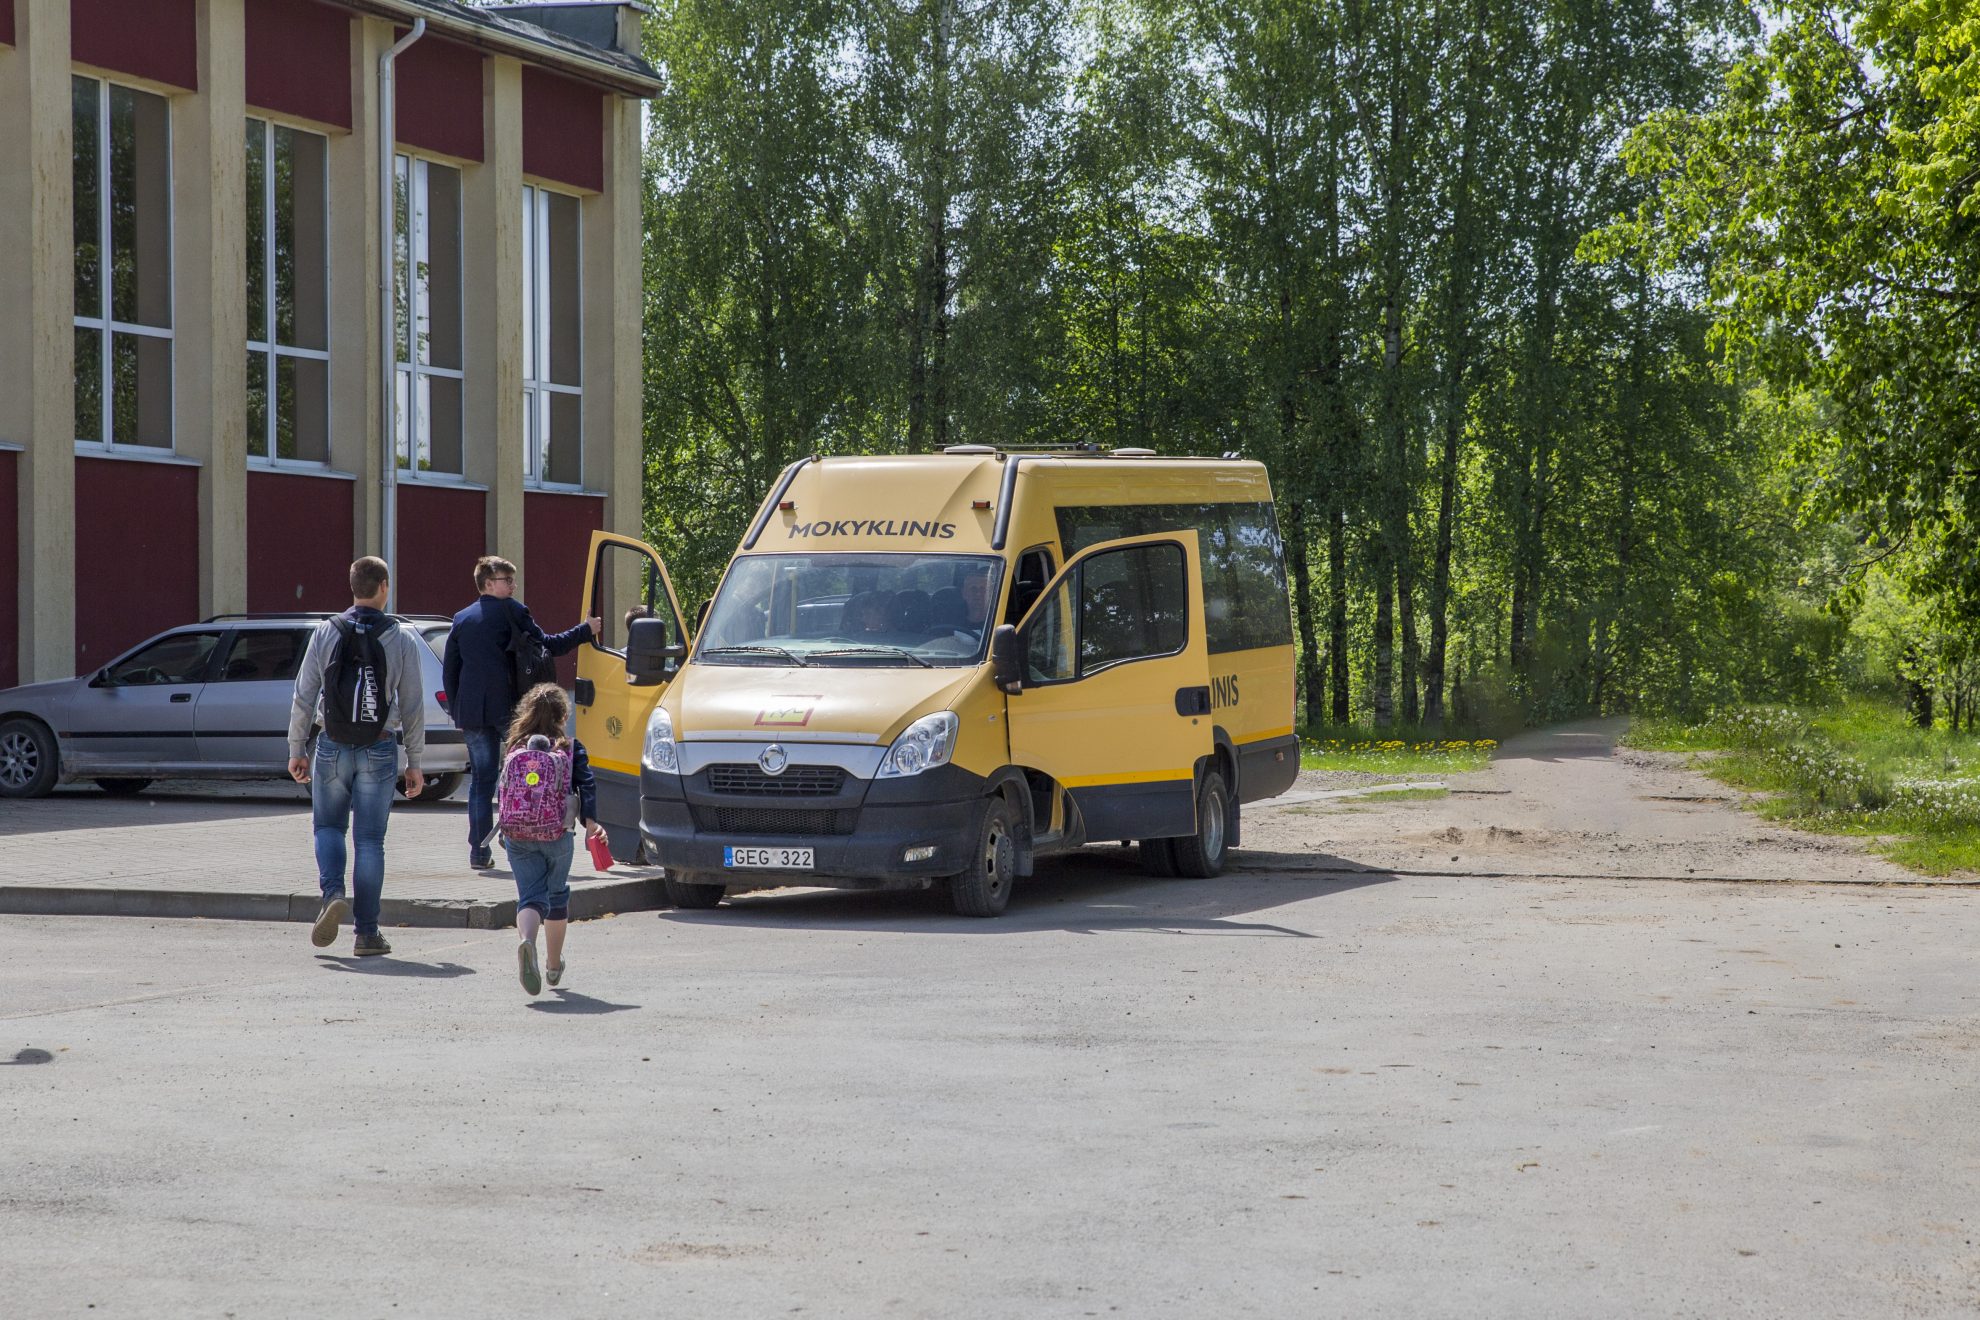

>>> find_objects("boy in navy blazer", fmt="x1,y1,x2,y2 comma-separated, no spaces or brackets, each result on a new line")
443,555,601,869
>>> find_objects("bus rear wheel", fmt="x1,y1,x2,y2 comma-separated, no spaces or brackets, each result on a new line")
1168,769,1232,879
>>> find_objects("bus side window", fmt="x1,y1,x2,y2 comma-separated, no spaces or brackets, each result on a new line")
1009,548,1054,624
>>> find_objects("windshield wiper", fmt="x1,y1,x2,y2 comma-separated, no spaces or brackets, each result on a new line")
699,645,808,667
809,645,934,668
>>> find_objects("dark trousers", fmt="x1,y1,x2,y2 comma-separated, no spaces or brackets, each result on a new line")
464,725,504,855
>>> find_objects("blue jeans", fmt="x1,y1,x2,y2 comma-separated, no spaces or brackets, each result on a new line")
312,736,398,936
504,833,573,921
464,725,504,856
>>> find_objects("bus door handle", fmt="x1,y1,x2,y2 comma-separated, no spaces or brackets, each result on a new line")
1174,686,1211,717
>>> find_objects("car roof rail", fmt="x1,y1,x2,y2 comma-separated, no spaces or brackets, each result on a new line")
200,611,454,623
202,612,340,622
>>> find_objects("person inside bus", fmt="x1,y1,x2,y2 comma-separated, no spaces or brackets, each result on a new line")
891,589,932,635
843,591,892,637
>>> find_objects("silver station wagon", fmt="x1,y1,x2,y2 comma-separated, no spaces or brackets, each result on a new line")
0,614,469,800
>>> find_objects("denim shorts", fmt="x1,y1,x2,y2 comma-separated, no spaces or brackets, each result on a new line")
504,833,573,921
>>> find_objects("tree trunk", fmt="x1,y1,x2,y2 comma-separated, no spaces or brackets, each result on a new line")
1329,503,1350,724
1424,4,1484,730
1373,552,1395,729
1287,504,1326,729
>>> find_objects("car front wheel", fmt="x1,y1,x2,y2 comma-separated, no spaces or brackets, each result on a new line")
0,718,59,799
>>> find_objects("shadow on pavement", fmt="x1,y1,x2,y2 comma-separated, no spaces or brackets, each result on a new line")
659,845,1397,936
527,989,639,1014
314,956,477,978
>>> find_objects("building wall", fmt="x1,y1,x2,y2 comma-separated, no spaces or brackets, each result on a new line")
74,457,201,668
3,0,651,686
395,483,486,618
246,469,355,613
525,488,605,685
0,450,17,690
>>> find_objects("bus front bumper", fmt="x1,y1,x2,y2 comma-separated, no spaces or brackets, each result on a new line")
639,765,986,887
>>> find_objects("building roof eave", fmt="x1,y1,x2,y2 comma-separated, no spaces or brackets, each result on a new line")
338,0,663,98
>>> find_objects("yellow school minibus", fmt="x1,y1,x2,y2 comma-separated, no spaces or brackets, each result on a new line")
583,446,1298,916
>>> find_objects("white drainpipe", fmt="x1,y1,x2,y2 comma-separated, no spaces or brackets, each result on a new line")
378,18,426,610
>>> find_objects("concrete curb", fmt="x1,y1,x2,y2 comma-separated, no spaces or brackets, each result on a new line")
0,875,671,928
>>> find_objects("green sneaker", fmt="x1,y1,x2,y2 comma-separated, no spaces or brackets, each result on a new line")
517,941,542,996
353,931,392,957
546,960,566,988
310,897,349,948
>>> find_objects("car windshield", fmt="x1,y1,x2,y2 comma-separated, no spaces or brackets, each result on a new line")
417,624,451,660
696,553,1006,668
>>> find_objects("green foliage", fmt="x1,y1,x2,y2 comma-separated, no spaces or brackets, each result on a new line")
637,0,1850,720
1611,0,1980,647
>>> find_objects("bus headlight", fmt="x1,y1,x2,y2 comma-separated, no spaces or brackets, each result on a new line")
643,707,679,773
877,711,959,778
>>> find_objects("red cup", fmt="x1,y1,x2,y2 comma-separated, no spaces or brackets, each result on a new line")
587,831,614,872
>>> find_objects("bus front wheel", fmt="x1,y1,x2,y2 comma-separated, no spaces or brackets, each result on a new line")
664,872,726,909
948,796,1017,917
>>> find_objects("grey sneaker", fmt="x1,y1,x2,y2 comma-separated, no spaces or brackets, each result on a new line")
353,931,392,957
546,960,566,988
517,941,542,996
310,897,349,948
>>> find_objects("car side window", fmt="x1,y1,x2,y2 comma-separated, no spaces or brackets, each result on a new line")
105,631,224,686
215,629,309,683
1077,543,1187,675
1022,579,1076,684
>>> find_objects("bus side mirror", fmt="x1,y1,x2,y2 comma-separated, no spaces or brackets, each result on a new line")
626,617,686,686
991,624,1023,695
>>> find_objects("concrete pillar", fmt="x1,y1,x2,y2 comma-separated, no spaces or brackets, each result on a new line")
332,16,389,555
0,0,78,680
180,0,249,618
589,92,643,542
468,55,526,579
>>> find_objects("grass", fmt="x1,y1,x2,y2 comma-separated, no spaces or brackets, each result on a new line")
1299,730,1497,775
1355,787,1451,802
1624,698,1980,875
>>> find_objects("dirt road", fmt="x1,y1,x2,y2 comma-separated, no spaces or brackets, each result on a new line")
1247,718,1942,885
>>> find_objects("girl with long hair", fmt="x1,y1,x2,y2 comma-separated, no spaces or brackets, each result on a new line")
499,683,604,995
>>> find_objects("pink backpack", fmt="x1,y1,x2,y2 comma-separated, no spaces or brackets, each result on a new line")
498,743,571,842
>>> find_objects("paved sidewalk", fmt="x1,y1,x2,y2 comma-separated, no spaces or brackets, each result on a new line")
0,779,667,927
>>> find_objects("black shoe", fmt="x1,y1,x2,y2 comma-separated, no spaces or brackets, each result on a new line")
470,849,495,870
353,931,392,957
310,897,349,948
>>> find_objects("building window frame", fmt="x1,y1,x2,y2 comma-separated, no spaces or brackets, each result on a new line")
393,151,466,479
73,74,176,454
522,181,584,490
245,115,331,469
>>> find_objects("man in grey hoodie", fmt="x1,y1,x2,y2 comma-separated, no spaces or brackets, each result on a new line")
286,557,428,956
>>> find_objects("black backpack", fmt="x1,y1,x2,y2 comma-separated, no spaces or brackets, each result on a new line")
321,616,395,748
507,606,559,696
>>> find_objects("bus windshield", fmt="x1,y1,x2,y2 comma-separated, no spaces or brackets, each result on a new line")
695,553,1007,668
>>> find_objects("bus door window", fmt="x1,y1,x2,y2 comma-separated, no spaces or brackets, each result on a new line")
1008,548,1054,625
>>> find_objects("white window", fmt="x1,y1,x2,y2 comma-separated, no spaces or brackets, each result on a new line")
246,117,329,464
522,183,582,486
73,75,174,450
393,154,464,475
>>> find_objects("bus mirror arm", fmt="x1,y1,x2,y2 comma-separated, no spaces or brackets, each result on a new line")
991,625,1023,695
